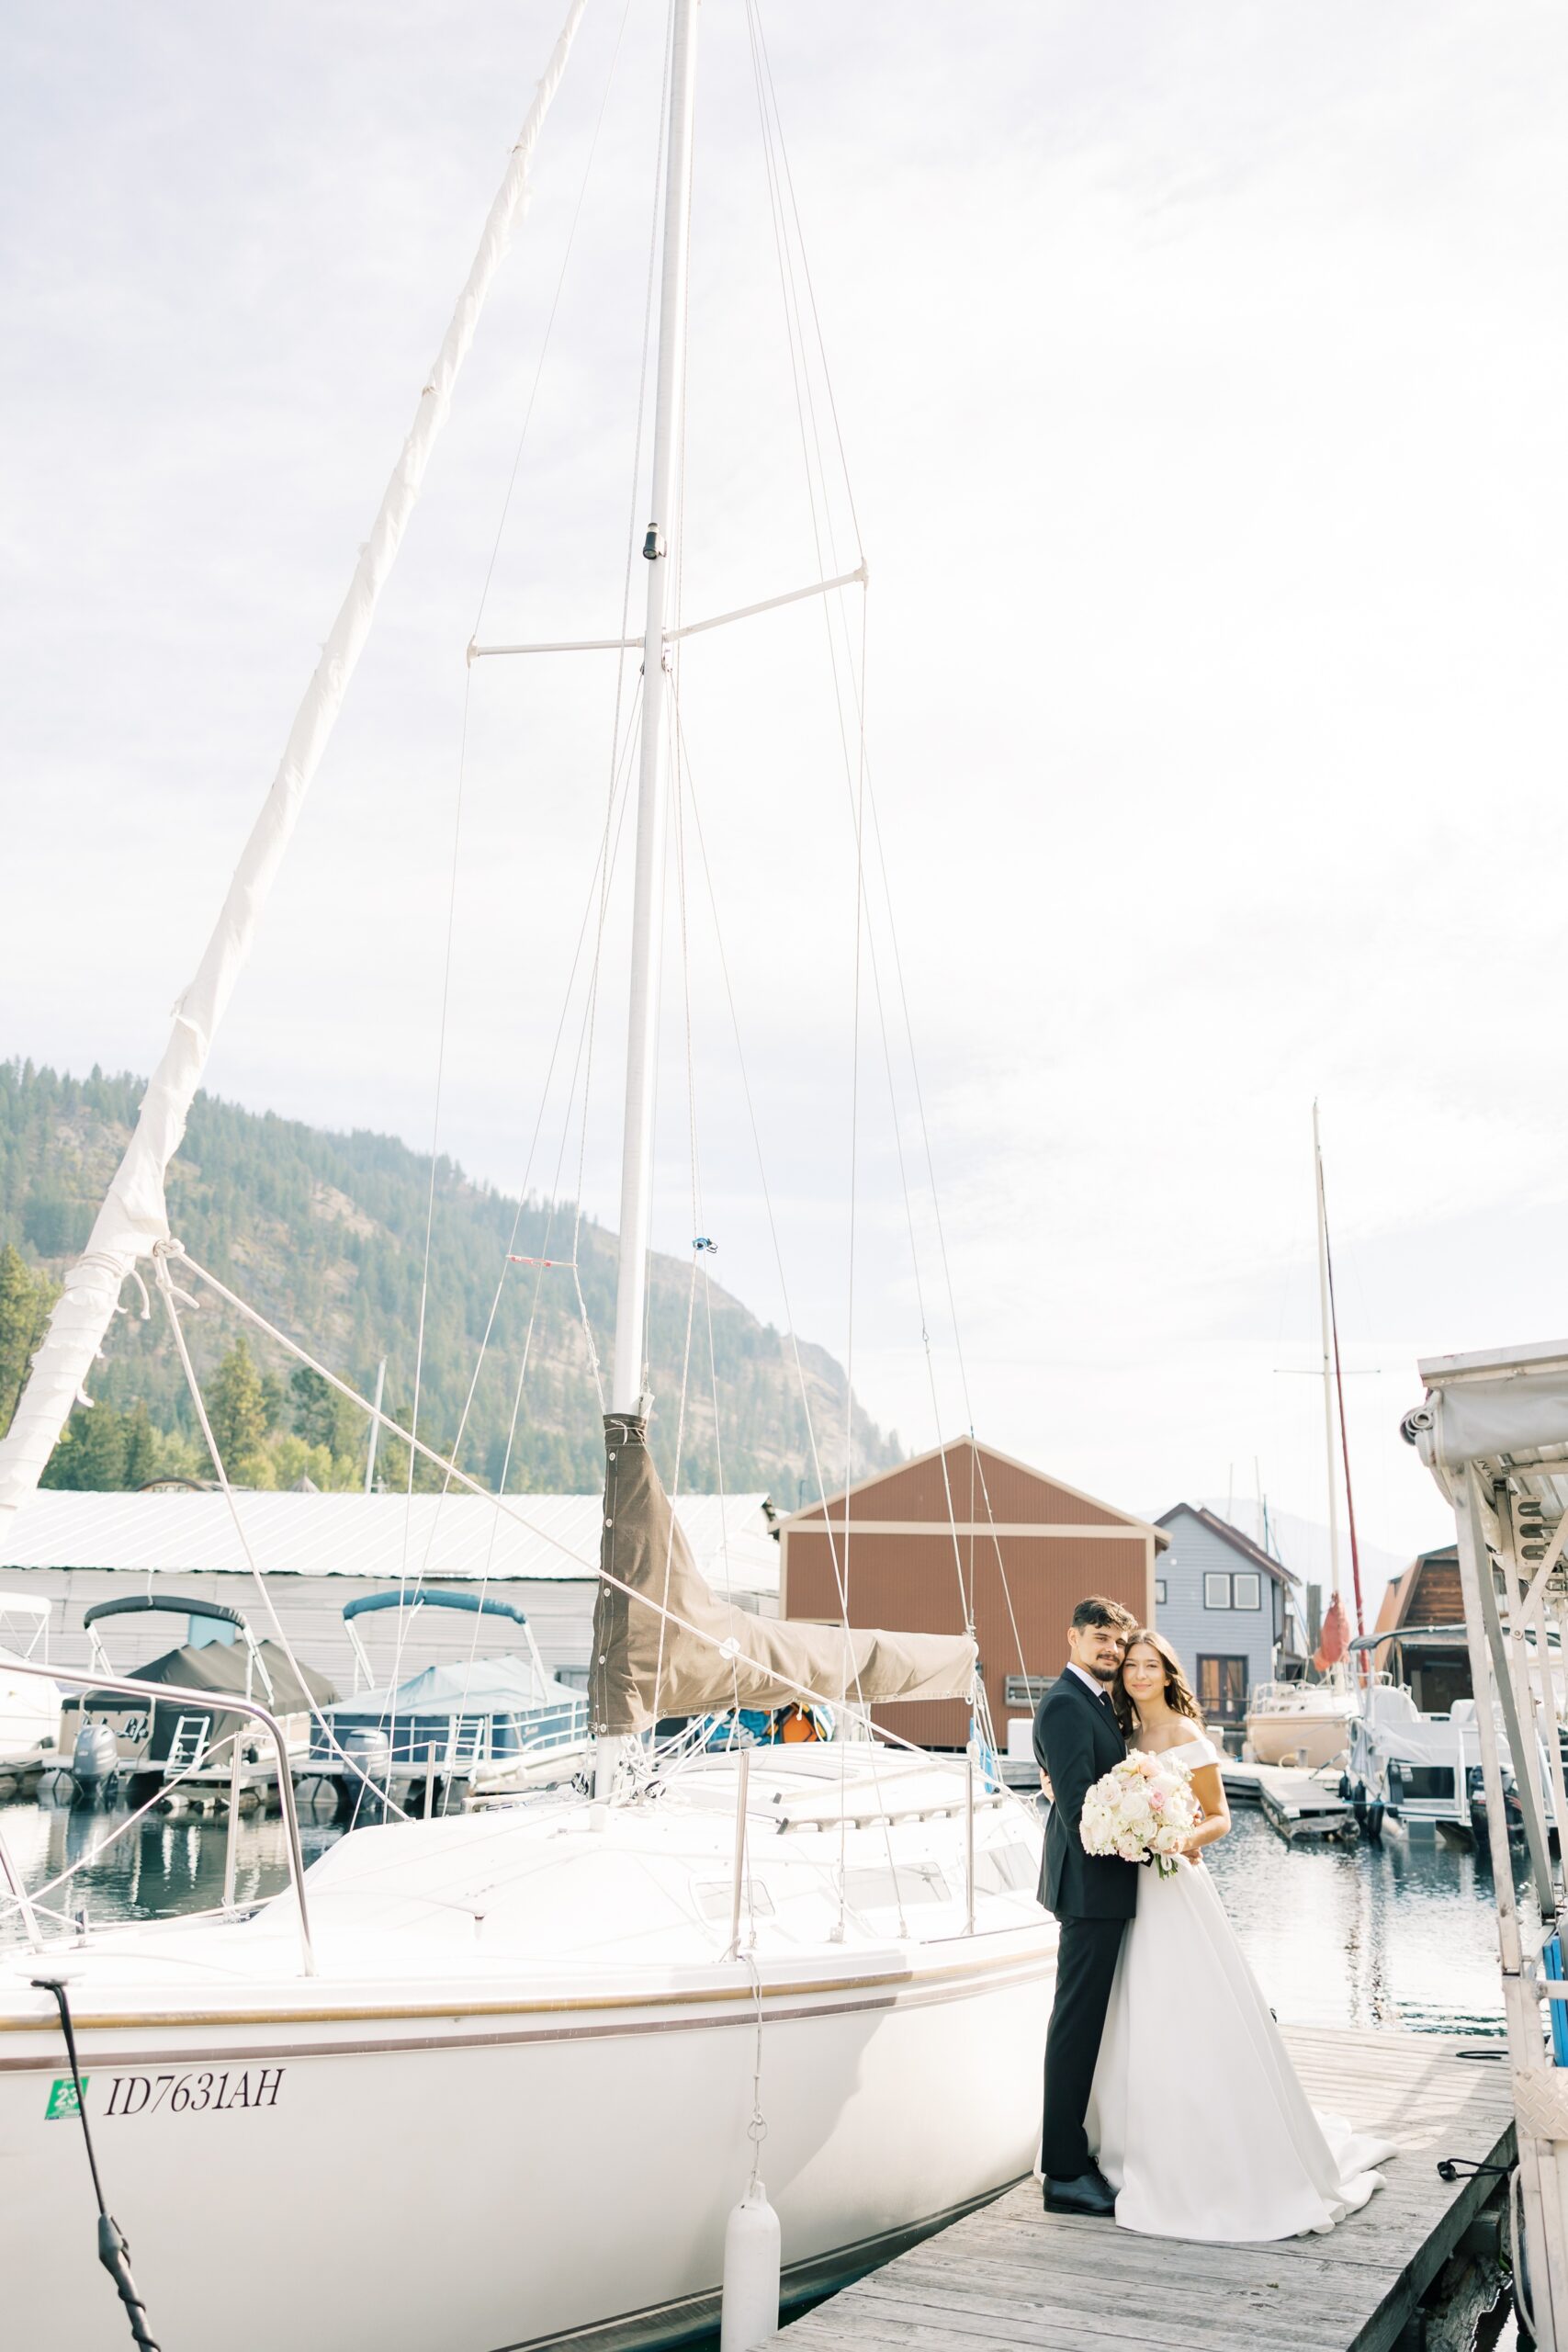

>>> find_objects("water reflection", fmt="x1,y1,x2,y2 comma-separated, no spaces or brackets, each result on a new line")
0,1792,345,1940
1208,1810,1512,2036
0,1793,1516,2038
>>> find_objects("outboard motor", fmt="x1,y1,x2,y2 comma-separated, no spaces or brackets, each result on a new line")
70,1720,119,1806
332,1725,392,1825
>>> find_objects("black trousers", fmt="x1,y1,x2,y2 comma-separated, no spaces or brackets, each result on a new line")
1041,1914,1128,2181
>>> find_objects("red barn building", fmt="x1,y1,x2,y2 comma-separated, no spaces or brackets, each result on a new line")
780,1438,1165,1749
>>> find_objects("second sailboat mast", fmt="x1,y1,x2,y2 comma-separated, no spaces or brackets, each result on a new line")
612,0,702,1416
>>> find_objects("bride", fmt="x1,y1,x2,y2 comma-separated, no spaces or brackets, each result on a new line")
1086,1628,1397,2241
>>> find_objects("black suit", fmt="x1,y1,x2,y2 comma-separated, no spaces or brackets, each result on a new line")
1034,1668,1139,2181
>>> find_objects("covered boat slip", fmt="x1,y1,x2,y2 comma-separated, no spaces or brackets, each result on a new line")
765,2028,1516,2352
0,1486,784,1693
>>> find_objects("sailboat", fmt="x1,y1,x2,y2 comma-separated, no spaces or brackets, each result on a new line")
0,9,1055,2347
1243,1106,1360,1769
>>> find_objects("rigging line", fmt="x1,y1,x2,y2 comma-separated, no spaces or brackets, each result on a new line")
852,754,1029,1675
396,649,475,1702
446,714,646,1704
470,0,637,639
749,0,865,565
830,623,978,1665
152,1258,413,1822
165,1250,594,1565
380,650,641,1730
671,729,905,1906
671,726,842,1572
383,648,645,1747
745,25,1003,1739
1320,1160,1367,1642
744,0,862,751
745,32,971,1719
443,680,645,1578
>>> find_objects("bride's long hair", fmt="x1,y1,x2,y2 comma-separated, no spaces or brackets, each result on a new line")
1114,1627,1205,1736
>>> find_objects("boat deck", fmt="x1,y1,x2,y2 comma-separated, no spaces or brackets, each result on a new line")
764,2026,1514,2352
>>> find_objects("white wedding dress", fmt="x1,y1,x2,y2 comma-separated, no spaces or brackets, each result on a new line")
1086,1733,1397,2242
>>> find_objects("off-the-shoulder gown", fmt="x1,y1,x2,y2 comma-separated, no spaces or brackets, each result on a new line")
1085,1733,1397,2241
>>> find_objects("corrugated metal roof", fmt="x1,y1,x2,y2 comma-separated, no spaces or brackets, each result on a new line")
0,1489,780,1598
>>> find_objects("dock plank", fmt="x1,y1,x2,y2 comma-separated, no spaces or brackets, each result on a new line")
765,2029,1514,2352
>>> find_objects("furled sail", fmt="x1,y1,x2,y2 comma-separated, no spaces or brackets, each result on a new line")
591,1416,976,1736
0,0,589,1531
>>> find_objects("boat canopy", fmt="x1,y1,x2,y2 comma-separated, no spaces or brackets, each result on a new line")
591,1415,976,1737
84,1593,247,1632
343,1589,530,1626
81,1638,336,1728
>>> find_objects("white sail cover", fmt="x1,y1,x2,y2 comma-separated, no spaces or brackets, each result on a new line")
0,0,589,1529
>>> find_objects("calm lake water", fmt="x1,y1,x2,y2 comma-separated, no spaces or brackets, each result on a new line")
0,1787,1517,2034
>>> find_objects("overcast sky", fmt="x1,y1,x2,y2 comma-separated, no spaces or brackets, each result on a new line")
6,1,1567,1600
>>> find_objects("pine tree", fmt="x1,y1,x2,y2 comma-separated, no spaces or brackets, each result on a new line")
0,1243,58,1440
207,1339,267,1467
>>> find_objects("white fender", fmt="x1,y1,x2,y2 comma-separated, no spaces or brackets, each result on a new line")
719,2178,781,2352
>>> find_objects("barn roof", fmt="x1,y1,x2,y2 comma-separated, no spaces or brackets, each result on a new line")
0,1488,780,1598
784,1435,1167,1545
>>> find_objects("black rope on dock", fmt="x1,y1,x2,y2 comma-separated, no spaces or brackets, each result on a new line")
31,1976,161,2350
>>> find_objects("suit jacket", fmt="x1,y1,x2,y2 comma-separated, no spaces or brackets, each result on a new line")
1034,1669,1139,1920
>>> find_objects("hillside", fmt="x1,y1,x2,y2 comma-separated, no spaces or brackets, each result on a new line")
0,1061,900,1506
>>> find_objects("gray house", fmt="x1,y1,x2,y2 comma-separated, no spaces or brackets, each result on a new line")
1151,1504,1303,1726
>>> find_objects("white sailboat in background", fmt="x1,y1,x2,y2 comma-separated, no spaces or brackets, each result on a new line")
0,8,1054,2347
1245,1106,1361,1770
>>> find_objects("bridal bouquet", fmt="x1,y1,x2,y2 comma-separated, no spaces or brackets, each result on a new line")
1079,1751,1201,1877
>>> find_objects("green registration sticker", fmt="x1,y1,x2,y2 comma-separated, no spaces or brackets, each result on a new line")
45,2076,85,2121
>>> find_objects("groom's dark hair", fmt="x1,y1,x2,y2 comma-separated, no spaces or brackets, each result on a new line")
1070,1594,1137,1634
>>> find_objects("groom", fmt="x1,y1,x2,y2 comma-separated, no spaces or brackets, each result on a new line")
1034,1593,1140,2218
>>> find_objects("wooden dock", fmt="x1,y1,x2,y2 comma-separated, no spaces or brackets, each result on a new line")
764,2028,1514,2352
1222,1759,1357,1840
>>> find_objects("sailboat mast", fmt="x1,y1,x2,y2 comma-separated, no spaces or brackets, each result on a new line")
611,0,702,1417
1312,1102,1343,1611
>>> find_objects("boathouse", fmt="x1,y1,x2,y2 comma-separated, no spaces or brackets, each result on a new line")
0,1487,781,1691
778,1439,1162,1749
1151,1503,1303,1726
1371,1542,1471,1711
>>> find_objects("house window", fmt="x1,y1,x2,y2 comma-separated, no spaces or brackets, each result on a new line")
1004,1675,1053,1709
1204,1572,1232,1609
1204,1570,1263,1611
1154,1578,1167,1606
1198,1656,1248,1721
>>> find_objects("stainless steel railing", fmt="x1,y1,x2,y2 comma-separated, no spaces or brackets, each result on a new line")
0,1657,315,1974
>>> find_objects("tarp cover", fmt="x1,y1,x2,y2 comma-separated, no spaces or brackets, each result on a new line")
340,1657,580,1715
85,1640,337,1761
590,1415,976,1736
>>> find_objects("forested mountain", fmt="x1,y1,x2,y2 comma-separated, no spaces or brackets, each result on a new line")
0,1061,899,1505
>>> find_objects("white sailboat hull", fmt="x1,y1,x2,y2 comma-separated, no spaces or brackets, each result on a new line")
0,1934,1049,2350
1,1751,1054,2348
